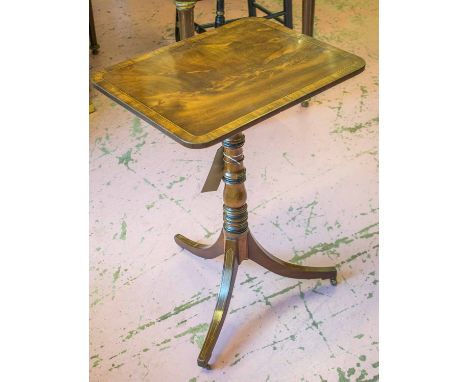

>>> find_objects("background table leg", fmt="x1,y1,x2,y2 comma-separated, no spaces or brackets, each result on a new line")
89,0,100,54
175,1,196,40
302,0,315,37
301,0,316,107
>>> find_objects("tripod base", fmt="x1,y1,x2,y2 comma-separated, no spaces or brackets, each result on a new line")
174,229,337,368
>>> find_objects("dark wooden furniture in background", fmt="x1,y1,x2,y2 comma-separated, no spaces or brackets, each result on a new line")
248,0,293,28
302,0,315,36
175,0,294,42
89,0,99,55
92,18,364,368
175,0,316,41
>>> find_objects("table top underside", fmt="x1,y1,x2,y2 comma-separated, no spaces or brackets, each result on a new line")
92,18,365,148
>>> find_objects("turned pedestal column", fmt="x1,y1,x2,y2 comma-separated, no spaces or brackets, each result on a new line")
175,133,337,368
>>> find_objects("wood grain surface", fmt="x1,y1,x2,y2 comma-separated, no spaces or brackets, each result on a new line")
92,18,365,148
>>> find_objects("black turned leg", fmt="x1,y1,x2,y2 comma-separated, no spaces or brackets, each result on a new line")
174,231,224,259
247,232,337,284
175,10,181,42
215,0,226,27
247,0,257,17
283,0,293,29
198,239,239,368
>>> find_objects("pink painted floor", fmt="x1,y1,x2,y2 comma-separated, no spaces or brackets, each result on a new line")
89,0,378,380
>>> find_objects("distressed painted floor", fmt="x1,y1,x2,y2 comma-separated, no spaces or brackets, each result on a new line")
89,0,379,381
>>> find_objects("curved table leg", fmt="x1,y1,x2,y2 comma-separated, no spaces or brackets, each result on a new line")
247,232,337,284
174,231,223,259
197,240,239,368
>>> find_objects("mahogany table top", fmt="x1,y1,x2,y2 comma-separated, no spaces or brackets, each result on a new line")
92,18,365,148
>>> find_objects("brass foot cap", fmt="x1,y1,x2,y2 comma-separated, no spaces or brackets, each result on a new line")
197,358,211,369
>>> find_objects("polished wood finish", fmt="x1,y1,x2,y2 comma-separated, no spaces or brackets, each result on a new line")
175,133,338,368
222,134,248,233
197,237,240,368
174,231,223,259
247,232,336,280
92,18,365,148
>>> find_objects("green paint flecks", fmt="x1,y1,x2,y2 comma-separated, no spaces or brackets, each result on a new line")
113,266,121,283
135,140,146,152
156,338,171,347
282,152,294,166
167,176,186,189
331,117,379,134
356,369,370,382
124,321,156,341
291,236,353,264
174,323,209,349
201,225,216,239
359,85,368,112
143,178,157,189
108,349,127,360
337,367,350,382
108,363,124,372
158,295,212,321
117,149,134,169
131,117,143,136
120,220,127,240
264,282,301,306
299,283,333,356
356,222,379,239
90,354,102,368
99,145,114,156
240,273,257,285
305,201,319,236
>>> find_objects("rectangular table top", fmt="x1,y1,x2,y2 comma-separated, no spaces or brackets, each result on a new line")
92,18,365,148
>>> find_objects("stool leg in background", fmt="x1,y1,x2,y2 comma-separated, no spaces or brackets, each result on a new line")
301,0,316,107
284,0,293,29
89,0,99,55
247,0,257,17
215,0,226,27
175,1,196,40
302,0,316,36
